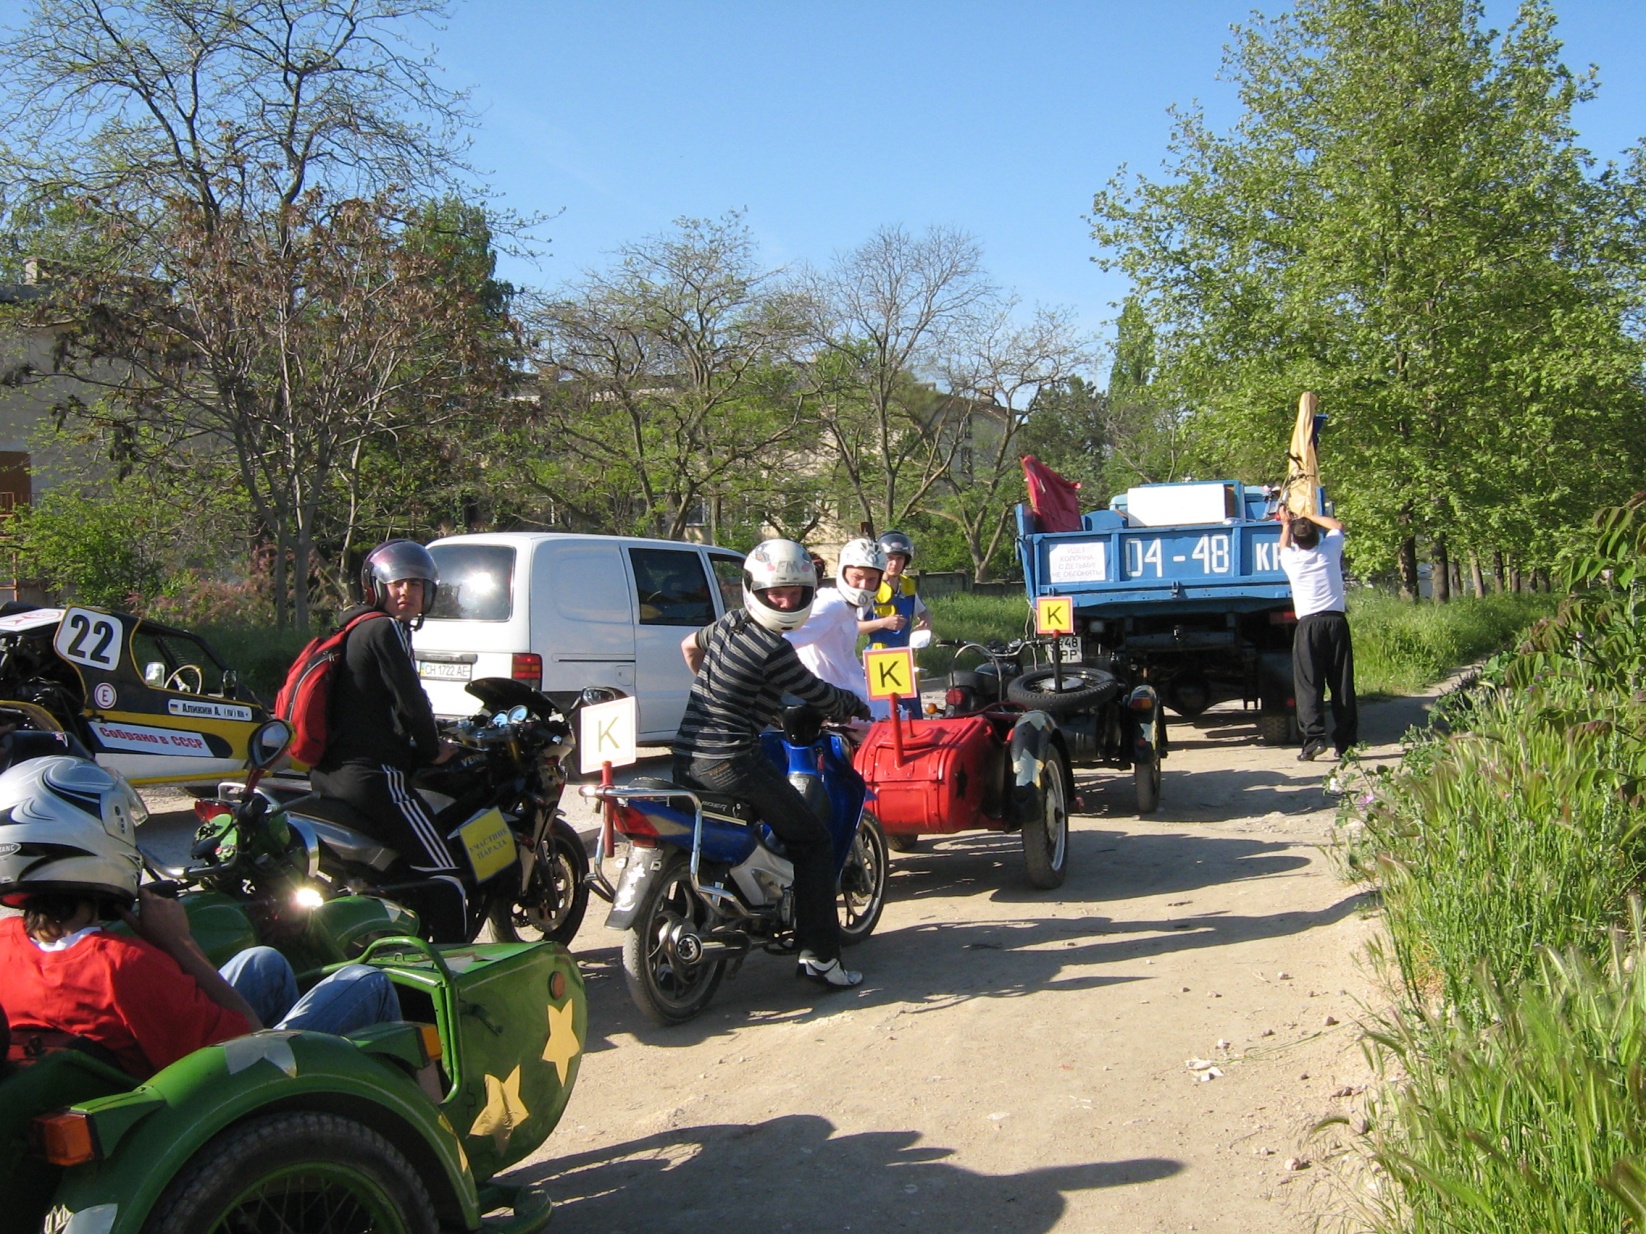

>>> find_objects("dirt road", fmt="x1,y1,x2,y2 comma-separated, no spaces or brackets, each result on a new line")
516,692,1432,1234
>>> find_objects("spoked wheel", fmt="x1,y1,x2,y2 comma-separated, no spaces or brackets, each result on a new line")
1021,747,1071,889
143,1111,434,1234
488,816,590,946
1007,667,1121,717
838,812,889,946
621,851,725,1026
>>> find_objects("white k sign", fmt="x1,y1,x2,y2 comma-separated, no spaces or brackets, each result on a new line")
579,697,638,774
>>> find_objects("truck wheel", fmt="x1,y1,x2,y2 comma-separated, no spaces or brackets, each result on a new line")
621,851,725,1026
838,812,888,946
488,816,590,946
143,1111,434,1234
1258,713,1298,746
1021,748,1070,889
1007,668,1120,716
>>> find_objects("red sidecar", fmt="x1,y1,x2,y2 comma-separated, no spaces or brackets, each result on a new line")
853,701,1075,889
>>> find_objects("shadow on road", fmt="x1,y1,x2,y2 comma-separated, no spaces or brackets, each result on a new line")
570,835,1364,1053
518,1113,1179,1233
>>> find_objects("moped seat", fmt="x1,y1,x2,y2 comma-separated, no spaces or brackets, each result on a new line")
623,775,759,822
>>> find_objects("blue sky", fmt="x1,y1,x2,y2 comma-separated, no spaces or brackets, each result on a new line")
433,1,1646,357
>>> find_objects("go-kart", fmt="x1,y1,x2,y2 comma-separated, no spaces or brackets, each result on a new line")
0,604,270,788
2,721,586,1234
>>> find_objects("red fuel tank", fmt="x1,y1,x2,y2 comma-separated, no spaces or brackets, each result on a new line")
853,715,1004,836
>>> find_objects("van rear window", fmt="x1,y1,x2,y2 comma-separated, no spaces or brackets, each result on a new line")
427,545,514,621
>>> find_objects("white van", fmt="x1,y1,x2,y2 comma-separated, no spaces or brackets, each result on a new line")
412,533,746,743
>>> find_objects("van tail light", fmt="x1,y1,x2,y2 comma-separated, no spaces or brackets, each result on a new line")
33,1112,100,1166
511,653,542,687
611,801,659,841
1269,609,1298,624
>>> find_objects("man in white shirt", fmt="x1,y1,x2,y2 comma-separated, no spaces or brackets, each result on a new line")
1278,507,1357,761
786,537,886,703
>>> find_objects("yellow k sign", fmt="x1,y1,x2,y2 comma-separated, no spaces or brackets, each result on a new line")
863,648,917,700
1035,596,1074,635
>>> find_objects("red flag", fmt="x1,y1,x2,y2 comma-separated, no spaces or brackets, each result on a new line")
1021,456,1083,533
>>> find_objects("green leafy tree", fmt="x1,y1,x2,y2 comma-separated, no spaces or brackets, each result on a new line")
1092,0,1646,597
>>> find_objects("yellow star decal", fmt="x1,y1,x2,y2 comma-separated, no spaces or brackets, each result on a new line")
468,1065,530,1152
542,1000,582,1084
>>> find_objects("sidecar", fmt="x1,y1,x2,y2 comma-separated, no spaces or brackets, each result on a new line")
3,936,585,1234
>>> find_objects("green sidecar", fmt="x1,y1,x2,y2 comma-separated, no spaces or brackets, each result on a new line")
3,932,585,1234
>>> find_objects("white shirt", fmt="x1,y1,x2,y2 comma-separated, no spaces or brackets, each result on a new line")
785,588,868,697
1280,528,1347,617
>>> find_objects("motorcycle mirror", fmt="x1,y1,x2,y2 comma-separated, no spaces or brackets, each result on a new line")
247,720,292,771
580,686,622,706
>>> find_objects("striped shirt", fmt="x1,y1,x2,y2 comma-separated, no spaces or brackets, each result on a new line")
673,609,865,761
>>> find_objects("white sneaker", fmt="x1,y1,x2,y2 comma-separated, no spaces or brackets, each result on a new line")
796,954,863,989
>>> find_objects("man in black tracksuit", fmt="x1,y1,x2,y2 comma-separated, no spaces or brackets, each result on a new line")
312,539,466,940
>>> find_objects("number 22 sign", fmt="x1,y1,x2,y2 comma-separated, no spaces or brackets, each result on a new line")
55,608,122,672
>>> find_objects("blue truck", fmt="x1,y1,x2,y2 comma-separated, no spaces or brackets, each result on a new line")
1017,479,1318,746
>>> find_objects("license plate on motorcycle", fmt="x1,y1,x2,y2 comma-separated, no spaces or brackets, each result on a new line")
455,807,515,883
1058,635,1083,663
418,659,471,681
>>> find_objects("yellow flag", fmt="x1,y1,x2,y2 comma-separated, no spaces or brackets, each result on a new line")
1283,392,1320,516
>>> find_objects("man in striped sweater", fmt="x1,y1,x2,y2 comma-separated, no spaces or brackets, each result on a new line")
674,539,873,989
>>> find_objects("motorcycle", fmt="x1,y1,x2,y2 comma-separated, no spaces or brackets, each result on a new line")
5,719,588,1234
584,705,888,1026
242,677,600,947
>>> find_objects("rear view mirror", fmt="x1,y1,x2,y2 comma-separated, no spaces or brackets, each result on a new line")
248,720,293,771
143,661,166,686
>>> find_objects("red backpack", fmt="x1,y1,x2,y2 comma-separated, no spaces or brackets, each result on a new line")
273,611,388,765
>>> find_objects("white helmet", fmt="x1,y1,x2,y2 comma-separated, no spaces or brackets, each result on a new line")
836,538,888,607
0,756,148,908
742,539,816,633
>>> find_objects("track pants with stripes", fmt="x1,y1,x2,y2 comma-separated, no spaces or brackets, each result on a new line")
311,760,469,942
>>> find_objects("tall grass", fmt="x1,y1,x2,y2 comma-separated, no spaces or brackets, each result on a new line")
1324,496,1646,1234
1334,929,1646,1234
1348,590,1555,696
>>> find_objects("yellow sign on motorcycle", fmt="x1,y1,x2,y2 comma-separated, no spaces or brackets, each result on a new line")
863,647,917,700
1035,596,1074,635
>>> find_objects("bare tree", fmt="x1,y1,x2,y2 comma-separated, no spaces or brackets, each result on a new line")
936,304,1094,579
527,214,815,541
802,225,995,534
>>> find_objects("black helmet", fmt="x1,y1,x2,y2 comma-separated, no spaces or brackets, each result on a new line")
877,530,914,566
361,540,440,624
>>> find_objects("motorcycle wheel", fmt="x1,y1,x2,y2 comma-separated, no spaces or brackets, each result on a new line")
142,1111,434,1234
488,817,590,947
838,812,889,946
1135,712,1165,816
1021,747,1071,889
621,851,725,1026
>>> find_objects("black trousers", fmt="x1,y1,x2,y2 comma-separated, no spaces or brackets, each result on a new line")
312,760,468,942
675,750,842,963
1292,611,1358,752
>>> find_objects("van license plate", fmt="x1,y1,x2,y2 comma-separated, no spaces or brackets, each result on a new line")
418,660,471,681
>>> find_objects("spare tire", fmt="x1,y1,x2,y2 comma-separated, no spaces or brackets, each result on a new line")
1007,667,1121,716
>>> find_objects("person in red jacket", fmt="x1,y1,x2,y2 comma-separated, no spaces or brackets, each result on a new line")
0,756,397,1078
